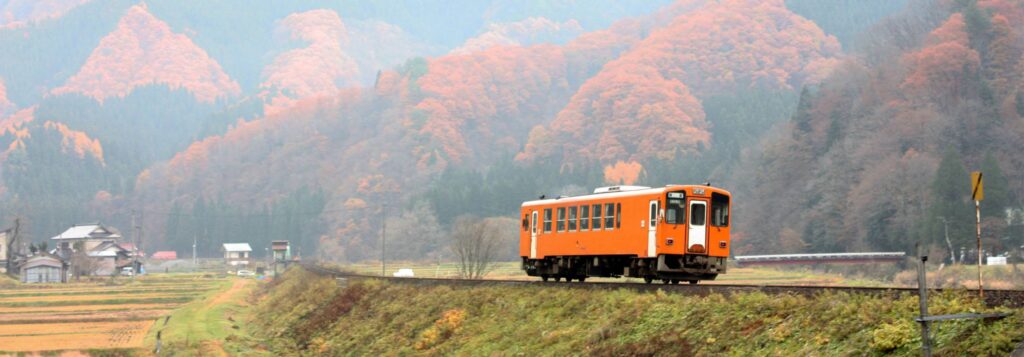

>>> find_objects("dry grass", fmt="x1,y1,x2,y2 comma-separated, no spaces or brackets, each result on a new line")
0,274,228,353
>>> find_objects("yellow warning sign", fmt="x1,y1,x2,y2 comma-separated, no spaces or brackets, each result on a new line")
971,171,984,201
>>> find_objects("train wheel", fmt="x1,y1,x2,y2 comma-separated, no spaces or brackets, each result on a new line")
541,275,549,282
661,279,670,284
578,277,586,282
554,276,561,282
643,276,653,284
688,280,698,285
671,279,680,285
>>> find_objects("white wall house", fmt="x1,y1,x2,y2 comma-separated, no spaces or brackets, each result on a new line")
222,243,253,267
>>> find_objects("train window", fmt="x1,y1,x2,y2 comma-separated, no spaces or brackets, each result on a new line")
522,215,529,231
711,193,730,227
568,206,578,231
557,207,566,232
543,209,552,233
666,193,686,224
616,203,621,228
691,202,706,226
602,204,612,229
580,205,590,230
592,204,602,230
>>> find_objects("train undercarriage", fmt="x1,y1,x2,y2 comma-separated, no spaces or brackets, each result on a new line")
522,254,727,284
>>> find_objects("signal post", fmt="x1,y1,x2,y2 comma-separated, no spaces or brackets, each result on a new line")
971,171,983,299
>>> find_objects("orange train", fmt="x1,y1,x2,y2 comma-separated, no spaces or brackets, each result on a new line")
519,185,731,284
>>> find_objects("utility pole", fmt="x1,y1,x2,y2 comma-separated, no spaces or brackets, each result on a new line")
192,234,197,271
381,203,387,277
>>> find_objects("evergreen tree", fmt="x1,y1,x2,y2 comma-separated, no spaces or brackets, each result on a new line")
923,149,974,253
979,153,1012,218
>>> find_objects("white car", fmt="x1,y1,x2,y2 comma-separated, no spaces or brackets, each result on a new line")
236,270,256,277
392,268,415,278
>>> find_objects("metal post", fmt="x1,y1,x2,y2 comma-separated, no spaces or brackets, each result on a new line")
916,243,931,357
381,203,387,277
975,200,983,299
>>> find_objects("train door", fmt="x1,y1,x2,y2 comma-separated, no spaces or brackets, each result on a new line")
648,200,658,257
688,200,707,253
530,211,538,258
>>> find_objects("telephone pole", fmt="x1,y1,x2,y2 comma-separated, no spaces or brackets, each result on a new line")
381,203,387,277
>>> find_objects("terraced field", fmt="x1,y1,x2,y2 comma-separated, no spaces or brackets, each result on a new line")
0,275,229,353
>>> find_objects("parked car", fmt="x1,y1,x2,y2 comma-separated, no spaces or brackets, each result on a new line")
393,268,415,278
121,267,134,277
237,270,256,277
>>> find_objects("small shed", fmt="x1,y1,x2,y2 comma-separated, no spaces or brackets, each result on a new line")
20,255,65,283
222,243,252,267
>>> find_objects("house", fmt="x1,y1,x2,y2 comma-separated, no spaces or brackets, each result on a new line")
152,251,178,260
271,240,290,261
118,242,145,258
222,243,252,267
20,254,65,283
51,224,121,253
87,241,132,276
0,230,8,273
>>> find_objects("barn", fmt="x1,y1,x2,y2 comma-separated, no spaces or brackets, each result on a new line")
20,255,65,283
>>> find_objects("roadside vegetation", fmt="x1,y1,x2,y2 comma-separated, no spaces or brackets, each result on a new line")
249,267,1024,356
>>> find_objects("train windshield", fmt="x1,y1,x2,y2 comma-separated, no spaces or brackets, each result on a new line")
711,192,729,227
666,192,686,224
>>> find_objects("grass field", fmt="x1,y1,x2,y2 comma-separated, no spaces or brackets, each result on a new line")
0,274,231,354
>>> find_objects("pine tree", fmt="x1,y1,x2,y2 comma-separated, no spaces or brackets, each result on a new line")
924,149,974,253
979,153,1012,218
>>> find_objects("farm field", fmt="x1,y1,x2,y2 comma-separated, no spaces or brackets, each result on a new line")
0,274,232,354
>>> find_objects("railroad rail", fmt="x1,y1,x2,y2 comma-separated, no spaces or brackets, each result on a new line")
299,263,1024,308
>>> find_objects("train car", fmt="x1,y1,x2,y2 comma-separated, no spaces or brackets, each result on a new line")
519,185,730,284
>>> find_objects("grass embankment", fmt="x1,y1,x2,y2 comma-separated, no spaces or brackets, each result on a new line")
144,278,270,356
250,267,1024,356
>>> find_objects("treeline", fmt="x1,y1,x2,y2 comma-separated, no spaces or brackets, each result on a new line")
162,187,327,258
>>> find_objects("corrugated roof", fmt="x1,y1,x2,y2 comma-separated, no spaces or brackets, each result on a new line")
222,243,252,252
51,224,121,240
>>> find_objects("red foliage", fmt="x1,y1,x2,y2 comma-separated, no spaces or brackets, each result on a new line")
522,0,839,163
901,14,980,102
979,0,1024,26
51,4,240,103
414,44,570,162
260,9,360,116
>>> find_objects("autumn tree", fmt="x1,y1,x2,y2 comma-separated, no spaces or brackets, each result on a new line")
450,216,515,279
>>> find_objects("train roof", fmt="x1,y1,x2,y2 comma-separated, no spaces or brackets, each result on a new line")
521,185,729,207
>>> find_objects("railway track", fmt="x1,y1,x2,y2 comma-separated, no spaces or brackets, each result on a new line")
300,263,1024,308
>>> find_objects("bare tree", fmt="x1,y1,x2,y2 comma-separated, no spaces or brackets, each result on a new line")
450,216,515,279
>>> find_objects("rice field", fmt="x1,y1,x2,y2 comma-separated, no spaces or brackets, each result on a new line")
0,274,229,353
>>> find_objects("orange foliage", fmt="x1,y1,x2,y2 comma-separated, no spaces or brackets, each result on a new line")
603,161,644,185
260,9,360,116
0,107,35,156
51,4,240,103
42,121,104,164
901,14,980,102
451,17,583,55
0,0,91,29
414,44,570,162
521,0,841,164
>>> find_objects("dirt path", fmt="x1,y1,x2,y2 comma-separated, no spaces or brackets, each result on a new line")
207,279,250,308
